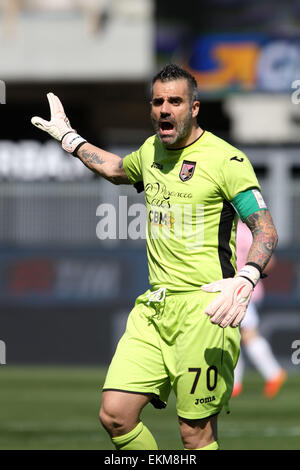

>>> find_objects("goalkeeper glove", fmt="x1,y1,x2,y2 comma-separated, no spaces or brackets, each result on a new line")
31,92,87,154
201,264,261,328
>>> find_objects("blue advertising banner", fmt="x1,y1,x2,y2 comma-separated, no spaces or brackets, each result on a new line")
158,33,300,94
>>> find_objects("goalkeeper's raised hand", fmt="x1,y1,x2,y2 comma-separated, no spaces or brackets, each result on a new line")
31,93,87,154
201,264,261,328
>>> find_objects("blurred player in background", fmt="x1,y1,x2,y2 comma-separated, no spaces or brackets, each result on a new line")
31,64,278,450
232,220,286,398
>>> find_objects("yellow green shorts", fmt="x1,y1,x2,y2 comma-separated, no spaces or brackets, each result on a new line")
103,288,240,420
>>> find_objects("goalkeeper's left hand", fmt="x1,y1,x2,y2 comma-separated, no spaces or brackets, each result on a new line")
201,264,261,328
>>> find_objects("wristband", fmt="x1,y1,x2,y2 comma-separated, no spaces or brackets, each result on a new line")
72,141,87,157
61,131,87,154
245,262,268,279
237,264,260,287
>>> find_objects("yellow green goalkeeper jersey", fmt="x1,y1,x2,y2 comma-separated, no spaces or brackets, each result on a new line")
123,130,260,291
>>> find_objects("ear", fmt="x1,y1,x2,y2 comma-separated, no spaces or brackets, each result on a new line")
192,100,200,118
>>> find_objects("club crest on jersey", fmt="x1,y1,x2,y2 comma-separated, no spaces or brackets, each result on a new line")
179,160,196,182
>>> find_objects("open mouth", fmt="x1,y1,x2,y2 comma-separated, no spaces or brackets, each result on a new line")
159,121,175,134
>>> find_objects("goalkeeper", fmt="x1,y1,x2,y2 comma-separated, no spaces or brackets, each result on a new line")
31,64,278,450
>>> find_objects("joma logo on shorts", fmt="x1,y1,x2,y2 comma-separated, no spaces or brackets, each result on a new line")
194,395,216,405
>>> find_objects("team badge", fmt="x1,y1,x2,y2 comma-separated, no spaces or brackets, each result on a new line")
179,160,196,182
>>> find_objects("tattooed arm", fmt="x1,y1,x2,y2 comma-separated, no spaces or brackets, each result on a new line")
76,143,130,185
244,209,278,273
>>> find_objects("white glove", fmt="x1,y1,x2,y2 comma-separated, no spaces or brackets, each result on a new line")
31,92,87,154
201,264,261,328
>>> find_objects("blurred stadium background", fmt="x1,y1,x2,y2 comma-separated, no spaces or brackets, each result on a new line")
0,0,300,450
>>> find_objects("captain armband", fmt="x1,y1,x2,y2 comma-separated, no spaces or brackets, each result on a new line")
231,188,268,222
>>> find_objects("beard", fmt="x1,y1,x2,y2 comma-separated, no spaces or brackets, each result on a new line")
151,108,194,147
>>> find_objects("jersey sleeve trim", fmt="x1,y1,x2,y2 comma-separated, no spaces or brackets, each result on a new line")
231,189,268,221
123,153,142,185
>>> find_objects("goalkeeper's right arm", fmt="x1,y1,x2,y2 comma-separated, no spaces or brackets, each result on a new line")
31,93,130,185
75,142,130,185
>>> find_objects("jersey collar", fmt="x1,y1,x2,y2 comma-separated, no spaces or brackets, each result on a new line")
165,130,206,152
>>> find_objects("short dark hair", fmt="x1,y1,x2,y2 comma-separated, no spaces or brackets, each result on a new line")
151,64,199,103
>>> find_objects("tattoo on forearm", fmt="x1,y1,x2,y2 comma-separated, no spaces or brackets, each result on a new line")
244,210,278,272
77,147,128,184
80,149,105,166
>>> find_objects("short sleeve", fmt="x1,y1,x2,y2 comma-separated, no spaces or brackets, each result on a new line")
220,151,261,202
123,149,143,184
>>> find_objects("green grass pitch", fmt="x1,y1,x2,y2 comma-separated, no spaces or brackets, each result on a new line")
0,366,299,450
